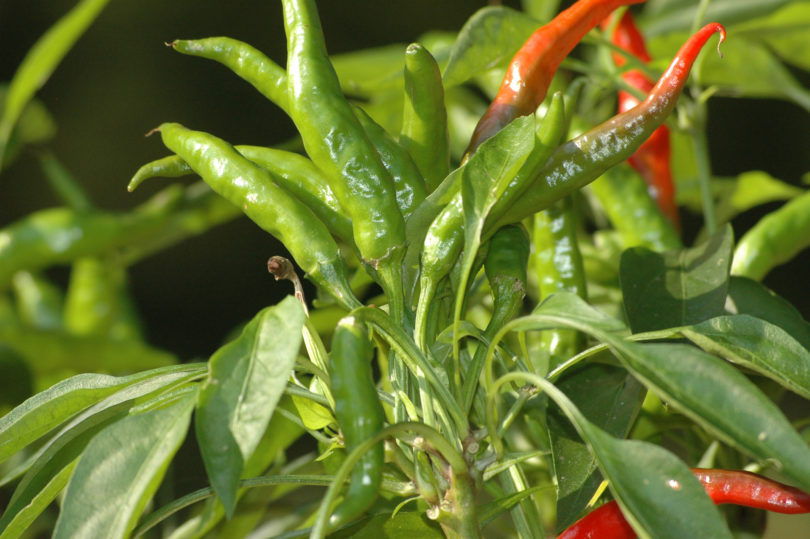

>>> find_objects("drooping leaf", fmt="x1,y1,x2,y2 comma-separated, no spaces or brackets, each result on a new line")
603,339,810,491
195,296,305,517
538,377,731,538
0,364,204,464
642,0,797,36
52,387,196,539
332,44,408,97
620,225,733,333
734,2,810,72
548,363,645,531
682,314,810,399
726,276,810,351
442,7,538,88
0,367,201,537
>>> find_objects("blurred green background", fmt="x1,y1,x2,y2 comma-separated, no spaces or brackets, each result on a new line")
1,0,809,361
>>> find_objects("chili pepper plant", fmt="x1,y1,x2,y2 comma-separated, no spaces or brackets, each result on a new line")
2,1,810,537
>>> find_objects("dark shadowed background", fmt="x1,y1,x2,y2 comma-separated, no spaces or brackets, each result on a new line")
2,0,809,360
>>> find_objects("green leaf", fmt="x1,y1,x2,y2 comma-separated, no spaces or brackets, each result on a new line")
52,387,196,539
734,2,810,72
0,462,76,539
620,225,733,333
715,170,804,225
0,0,110,166
0,364,203,464
604,339,810,491
695,36,810,113
681,314,810,400
291,393,334,430
195,296,305,518
538,377,731,538
0,85,57,168
332,44,408,97
548,363,645,531
442,7,538,88
527,291,627,334
726,276,810,351
642,0,797,36
0,367,200,536
330,511,444,538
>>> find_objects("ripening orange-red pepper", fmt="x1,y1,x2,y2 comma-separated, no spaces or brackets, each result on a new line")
464,0,646,158
603,10,680,231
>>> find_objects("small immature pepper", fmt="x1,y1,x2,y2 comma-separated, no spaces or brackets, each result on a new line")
464,0,645,157
557,468,810,539
603,10,680,230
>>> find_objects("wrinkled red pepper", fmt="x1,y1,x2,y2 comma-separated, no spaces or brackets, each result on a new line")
464,0,645,157
557,469,810,539
603,10,680,230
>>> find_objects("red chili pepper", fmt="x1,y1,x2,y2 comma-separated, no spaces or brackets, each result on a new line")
604,10,680,231
691,468,810,514
492,22,725,229
464,0,646,158
556,469,810,539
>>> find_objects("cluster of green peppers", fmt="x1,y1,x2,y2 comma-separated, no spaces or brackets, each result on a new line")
115,0,733,530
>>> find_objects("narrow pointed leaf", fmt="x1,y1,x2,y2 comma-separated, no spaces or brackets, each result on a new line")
0,364,204,464
195,296,305,517
682,314,810,399
604,339,810,491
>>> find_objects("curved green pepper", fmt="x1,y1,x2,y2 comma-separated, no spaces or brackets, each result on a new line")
328,315,385,527
154,122,359,309
129,145,353,245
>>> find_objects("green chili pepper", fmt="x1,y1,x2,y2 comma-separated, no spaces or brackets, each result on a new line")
352,106,427,218
129,145,353,245
416,93,565,328
532,196,587,367
491,23,726,229
731,190,810,281
462,224,530,414
328,315,385,527
153,122,359,309
281,0,406,301
401,43,450,191
588,163,682,252
169,37,289,114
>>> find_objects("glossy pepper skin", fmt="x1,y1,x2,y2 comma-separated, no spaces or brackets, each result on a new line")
169,37,289,114
401,42,450,191
464,0,645,157
328,316,385,528
495,23,726,229
557,469,810,538
129,146,353,245
604,10,680,230
281,0,405,273
731,189,810,281
154,122,358,309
